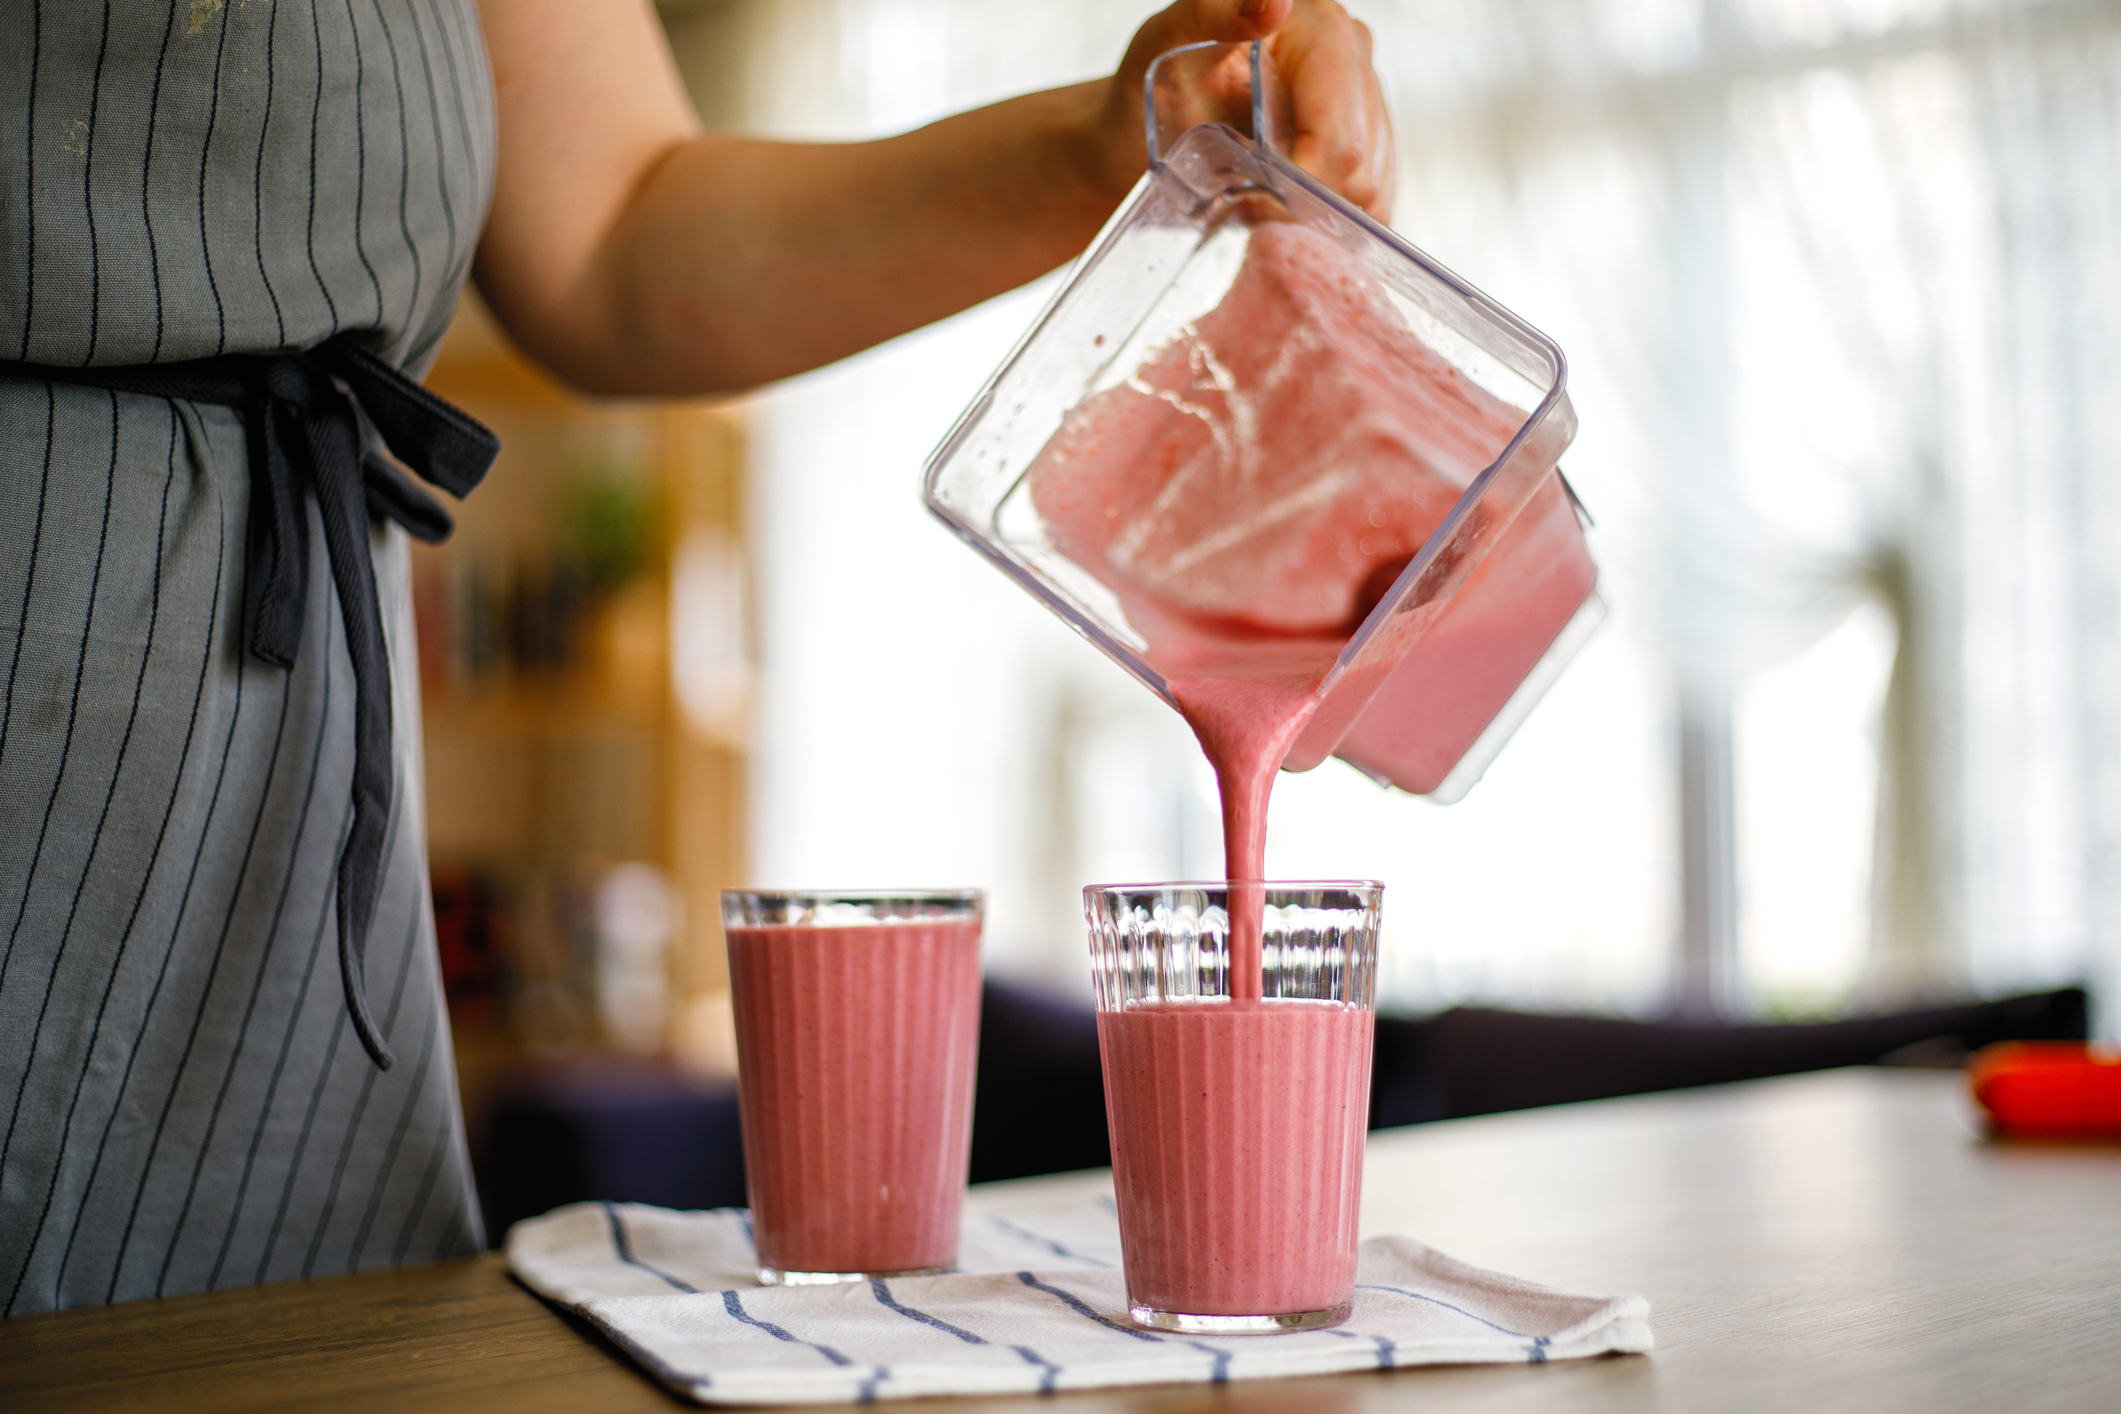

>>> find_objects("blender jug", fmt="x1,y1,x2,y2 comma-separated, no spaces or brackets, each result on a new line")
924,42,1601,803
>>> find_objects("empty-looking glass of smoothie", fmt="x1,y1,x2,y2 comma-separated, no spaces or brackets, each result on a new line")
1086,881,1382,1333
722,890,984,1284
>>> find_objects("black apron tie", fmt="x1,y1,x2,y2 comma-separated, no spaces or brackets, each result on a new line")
2,334,500,1070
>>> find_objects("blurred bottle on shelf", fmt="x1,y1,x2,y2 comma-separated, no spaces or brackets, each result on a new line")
411,467,656,699
593,862,682,1056
432,863,509,1030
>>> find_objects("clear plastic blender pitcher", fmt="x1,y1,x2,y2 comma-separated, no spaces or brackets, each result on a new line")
923,42,1601,803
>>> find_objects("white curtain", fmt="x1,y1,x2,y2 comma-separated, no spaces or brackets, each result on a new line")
1364,0,2121,1025
663,0,2121,1031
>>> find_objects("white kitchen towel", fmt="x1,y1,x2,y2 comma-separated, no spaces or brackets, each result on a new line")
507,1198,1651,1405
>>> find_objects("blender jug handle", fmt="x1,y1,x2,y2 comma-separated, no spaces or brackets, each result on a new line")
1143,39,1290,170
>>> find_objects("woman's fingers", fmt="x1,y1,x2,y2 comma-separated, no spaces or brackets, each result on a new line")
1269,2,1397,220
1132,0,1297,52
1094,0,1395,221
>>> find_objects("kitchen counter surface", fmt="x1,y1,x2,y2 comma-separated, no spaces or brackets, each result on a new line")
6,1068,2118,1413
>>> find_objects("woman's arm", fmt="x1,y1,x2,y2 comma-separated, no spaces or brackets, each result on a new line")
472,0,1392,397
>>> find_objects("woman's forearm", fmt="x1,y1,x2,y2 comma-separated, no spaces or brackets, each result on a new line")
554,84,1131,395
472,0,1387,400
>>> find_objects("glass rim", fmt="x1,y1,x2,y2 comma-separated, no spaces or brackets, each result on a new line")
1084,879,1383,896
722,888,984,908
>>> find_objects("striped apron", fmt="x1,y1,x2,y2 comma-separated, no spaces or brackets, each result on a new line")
0,0,496,1313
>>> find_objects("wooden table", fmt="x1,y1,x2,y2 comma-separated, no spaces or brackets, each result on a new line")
6,1069,2118,1413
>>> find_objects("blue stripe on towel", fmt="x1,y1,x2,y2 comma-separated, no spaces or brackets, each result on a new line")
1327,1327,1398,1369
986,1215,1116,1267
1189,1342,1232,1382
720,1289,885,1399
1010,1345,1062,1392
1356,1283,1536,1339
719,1290,859,1366
1015,1272,1160,1342
601,1203,699,1293
870,1279,986,1344
1012,1272,1226,1380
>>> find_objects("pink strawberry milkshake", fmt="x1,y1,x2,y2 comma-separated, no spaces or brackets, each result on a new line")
726,916,982,1278
1097,996,1373,1320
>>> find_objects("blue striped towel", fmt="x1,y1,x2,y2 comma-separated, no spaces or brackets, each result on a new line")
506,1198,1652,1405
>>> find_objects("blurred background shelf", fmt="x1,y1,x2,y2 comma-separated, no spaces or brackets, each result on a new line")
415,295,750,1152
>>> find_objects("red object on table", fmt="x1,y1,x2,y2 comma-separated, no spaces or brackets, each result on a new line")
1968,1042,2121,1139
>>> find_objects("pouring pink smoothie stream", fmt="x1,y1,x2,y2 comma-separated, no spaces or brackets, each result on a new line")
924,47,1595,1323
1021,218,1591,1327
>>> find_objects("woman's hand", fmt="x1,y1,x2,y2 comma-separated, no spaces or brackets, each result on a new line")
1088,0,1396,221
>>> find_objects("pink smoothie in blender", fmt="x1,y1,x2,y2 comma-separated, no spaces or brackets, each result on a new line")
1029,220,1596,891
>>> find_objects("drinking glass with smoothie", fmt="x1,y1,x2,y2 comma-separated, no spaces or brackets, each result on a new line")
721,890,983,1284
1087,881,1382,1333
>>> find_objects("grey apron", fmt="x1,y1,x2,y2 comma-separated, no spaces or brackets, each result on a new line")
0,0,496,1313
